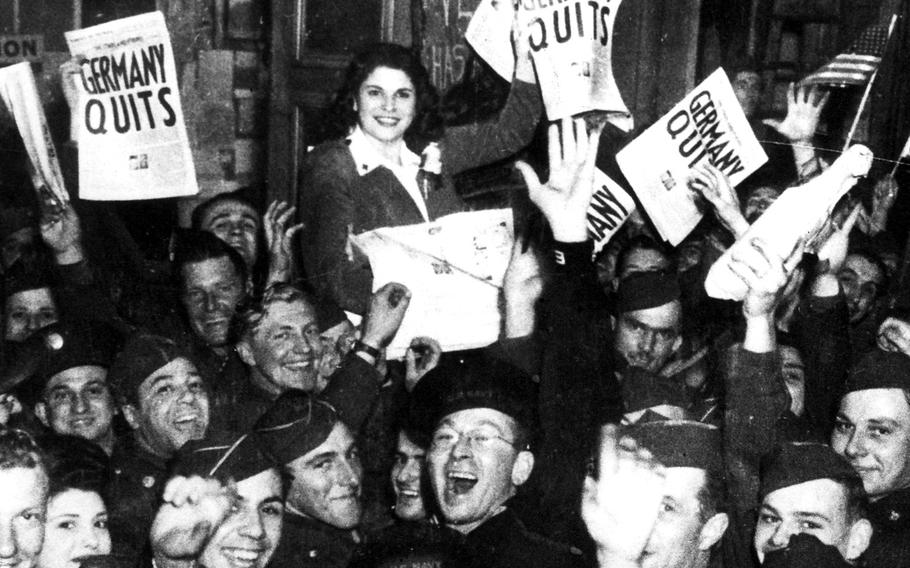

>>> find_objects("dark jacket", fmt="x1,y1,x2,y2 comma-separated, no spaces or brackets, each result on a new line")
864,485,910,568
106,434,169,567
448,507,584,568
269,511,361,568
298,79,542,314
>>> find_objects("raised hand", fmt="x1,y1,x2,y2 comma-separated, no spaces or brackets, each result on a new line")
405,336,442,391
516,116,604,242
360,282,412,350
582,424,666,568
151,476,238,560
40,202,84,265
878,317,910,356
263,200,304,285
688,163,749,238
762,82,830,144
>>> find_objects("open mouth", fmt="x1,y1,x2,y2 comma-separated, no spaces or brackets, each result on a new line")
222,547,264,568
174,413,203,431
374,116,400,127
396,485,420,499
445,471,478,495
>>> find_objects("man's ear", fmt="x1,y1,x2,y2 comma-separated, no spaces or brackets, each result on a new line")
511,450,535,487
34,402,49,427
672,333,683,353
845,518,872,561
610,315,617,331
121,404,140,430
236,340,256,367
698,512,729,550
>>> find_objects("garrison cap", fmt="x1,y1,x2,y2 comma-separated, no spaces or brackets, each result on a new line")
616,271,681,313
174,430,277,483
760,442,864,500
624,419,723,475
107,333,193,404
254,390,339,465
3,258,52,298
844,349,910,393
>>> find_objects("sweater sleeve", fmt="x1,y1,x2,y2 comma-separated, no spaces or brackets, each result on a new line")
440,79,542,176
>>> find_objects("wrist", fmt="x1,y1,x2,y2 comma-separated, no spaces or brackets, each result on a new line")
353,339,381,365
551,223,590,244
54,245,84,266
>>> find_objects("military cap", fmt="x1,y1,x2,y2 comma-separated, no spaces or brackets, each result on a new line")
3,258,52,298
173,430,277,483
254,390,339,465
622,367,690,414
409,351,538,440
760,442,863,500
624,419,723,475
616,271,681,313
107,333,192,404
34,320,120,386
844,349,910,393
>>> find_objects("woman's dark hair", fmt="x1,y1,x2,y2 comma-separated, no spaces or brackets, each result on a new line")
38,434,109,501
322,43,443,149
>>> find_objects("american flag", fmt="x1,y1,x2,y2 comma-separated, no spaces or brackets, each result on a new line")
803,23,891,86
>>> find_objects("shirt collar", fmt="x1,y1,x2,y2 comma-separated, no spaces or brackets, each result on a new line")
346,126,420,176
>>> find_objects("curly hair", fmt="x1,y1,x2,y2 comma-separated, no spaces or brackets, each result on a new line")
321,43,444,150
233,283,317,341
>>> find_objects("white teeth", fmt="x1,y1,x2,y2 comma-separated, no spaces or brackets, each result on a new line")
447,472,477,481
399,489,419,497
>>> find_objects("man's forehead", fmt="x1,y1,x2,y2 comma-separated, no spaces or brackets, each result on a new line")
840,388,910,420
621,301,682,329
438,407,516,431
763,478,848,517
663,467,708,498
183,256,241,286
261,299,317,328
7,287,54,309
47,365,109,389
202,200,259,224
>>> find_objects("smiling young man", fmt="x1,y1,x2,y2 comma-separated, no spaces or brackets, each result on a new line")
152,431,283,568
0,429,49,568
830,349,910,567
32,320,120,455
754,442,872,566
105,333,211,563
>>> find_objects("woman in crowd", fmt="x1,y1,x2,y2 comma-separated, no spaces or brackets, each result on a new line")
299,33,540,314
37,435,112,568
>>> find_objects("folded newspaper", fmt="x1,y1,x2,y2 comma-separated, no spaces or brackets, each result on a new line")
352,209,514,359
705,145,873,301
0,62,69,211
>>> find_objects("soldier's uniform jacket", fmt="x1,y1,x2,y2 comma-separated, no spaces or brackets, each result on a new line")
107,434,169,566
269,511,360,568
864,486,910,568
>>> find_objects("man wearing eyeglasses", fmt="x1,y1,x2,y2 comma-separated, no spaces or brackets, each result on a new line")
412,353,584,568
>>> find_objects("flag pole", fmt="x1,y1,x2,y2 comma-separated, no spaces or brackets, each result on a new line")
842,14,899,152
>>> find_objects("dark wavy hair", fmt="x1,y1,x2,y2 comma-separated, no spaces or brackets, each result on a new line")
322,43,443,150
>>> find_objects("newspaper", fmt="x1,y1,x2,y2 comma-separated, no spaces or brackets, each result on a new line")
705,145,873,301
466,0,632,130
588,168,635,254
466,0,517,81
617,68,768,246
352,209,514,359
65,11,198,201
0,62,69,211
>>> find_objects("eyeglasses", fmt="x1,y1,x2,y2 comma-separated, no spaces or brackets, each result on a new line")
430,427,517,452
